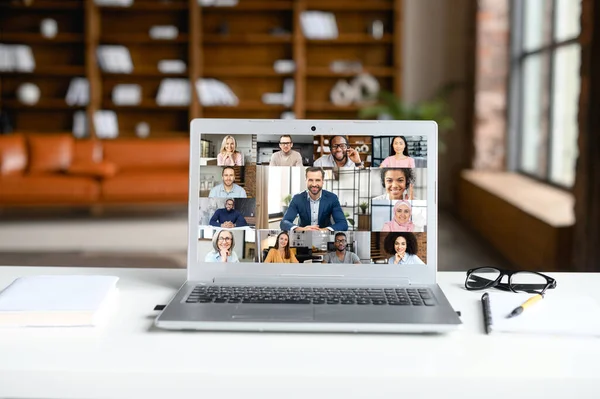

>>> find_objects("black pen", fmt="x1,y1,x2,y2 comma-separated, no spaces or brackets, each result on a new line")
506,293,544,319
481,292,492,335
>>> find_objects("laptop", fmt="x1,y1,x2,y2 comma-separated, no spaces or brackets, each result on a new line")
155,119,462,333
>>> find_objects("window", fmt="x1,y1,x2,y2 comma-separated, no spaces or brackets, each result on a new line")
509,0,581,187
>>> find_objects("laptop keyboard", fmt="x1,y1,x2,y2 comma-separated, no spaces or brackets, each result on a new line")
185,286,436,306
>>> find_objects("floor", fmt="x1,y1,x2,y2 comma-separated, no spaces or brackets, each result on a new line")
0,209,513,271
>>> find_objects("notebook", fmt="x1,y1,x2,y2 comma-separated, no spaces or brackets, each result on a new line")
0,275,119,327
482,292,600,337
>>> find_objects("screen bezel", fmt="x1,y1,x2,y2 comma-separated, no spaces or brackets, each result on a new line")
188,119,438,285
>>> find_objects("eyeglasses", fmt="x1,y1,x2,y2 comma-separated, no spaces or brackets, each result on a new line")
332,144,348,150
335,239,346,243
218,236,232,242
279,142,292,146
465,267,556,295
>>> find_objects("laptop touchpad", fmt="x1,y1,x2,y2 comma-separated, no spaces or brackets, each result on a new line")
232,306,314,321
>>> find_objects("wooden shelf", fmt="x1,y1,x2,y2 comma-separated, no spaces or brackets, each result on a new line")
307,34,393,44
307,67,395,77
0,66,85,76
0,1,82,10
102,101,188,111
0,33,84,44
203,66,291,77
100,3,188,11
203,34,292,44
101,34,189,44
305,0,393,10
205,102,289,112
2,99,85,110
305,103,363,112
102,68,187,78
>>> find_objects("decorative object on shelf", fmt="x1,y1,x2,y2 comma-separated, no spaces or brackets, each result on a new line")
94,0,133,6
157,60,186,74
280,111,295,120
156,79,190,106
273,60,295,74
195,79,238,106
40,18,58,39
330,80,357,106
368,20,384,40
359,201,369,215
329,73,379,106
135,122,150,138
65,78,89,106
149,25,179,40
112,84,141,106
16,82,40,105
72,110,88,138
262,78,294,107
300,11,338,39
93,110,119,139
330,60,363,74
358,83,459,152
0,45,35,72
269,27,290,36
96,45,133,73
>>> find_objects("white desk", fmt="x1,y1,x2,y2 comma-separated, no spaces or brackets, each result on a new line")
0,266,599,399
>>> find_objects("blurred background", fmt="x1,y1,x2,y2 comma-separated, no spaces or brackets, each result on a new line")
0,0,597,272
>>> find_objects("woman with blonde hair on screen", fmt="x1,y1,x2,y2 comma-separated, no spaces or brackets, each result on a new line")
217,135,244,166
382,200,414,232
263,231,299,263
205,230,239,263
379,136,415,168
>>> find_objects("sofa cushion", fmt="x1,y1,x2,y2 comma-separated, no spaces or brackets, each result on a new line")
101,171,188,202
67,161,118,178
0,175,99,205
102,139,188,172
73,140,102,164
27,134,74,174
0,134,27,176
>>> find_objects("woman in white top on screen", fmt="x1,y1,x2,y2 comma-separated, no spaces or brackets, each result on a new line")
204,229,240,263
217,135,244,166
379,136,415,168
384,232,424,265
372,168,415,200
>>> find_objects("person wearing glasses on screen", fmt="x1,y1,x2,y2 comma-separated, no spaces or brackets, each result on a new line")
372,168,415,200
379,136,415,168
217,135,244,166
323,232,361,264
204,230,239,263
383,232,424,265
270,135,303,166
313,135,364,168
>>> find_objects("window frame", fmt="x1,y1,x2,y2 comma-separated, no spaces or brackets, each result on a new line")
508,0,580,189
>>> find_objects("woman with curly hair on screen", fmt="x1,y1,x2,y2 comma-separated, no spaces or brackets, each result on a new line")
379,136,415,168
263,231,298,263
372,168,415,200
383,232,424,265
217,135,244,166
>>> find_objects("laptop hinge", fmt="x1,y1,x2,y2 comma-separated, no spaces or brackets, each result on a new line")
213,276,412,286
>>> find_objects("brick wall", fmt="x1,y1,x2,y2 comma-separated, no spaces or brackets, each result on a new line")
473,0,509,170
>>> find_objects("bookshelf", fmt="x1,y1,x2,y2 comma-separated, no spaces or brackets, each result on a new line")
0,0,402,138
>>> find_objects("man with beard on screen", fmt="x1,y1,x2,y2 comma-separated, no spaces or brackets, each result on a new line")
313,135,364,168
280,167,348,232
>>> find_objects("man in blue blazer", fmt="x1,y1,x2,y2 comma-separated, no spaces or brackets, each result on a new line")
280,167,348,232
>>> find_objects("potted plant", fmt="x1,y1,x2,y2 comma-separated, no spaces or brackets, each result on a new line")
359,201,369,215
282,194,292,214
358,83,458,152
344,212,355,230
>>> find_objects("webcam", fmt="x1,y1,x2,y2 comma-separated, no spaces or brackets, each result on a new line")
311,126,316,132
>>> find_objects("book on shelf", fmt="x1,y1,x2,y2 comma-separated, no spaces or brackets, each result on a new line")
93,110,119,139
149,25,179,40
196,79,239,107
0,44,35,72
157,59,186,74
300,11,338,40
112,84,141,106
96,45,133,74
261,78,294,107
156,78,190,106
72,110,88,138
94,0,133,6
65,78,89,106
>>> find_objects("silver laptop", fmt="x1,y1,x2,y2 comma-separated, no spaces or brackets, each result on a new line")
155,119,462,333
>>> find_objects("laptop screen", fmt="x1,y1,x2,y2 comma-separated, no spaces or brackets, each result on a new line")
197,133,429,266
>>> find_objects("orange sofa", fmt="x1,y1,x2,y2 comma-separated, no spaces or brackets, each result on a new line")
0,133,189,207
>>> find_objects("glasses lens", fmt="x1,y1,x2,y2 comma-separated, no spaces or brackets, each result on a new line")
335,239,346,243
466,268,501,290
510,272,548,293
333,144,348,150
219,237,232,242
280,142,291,145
